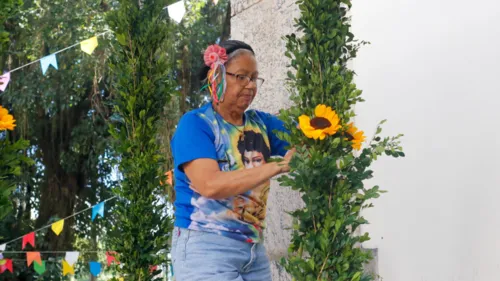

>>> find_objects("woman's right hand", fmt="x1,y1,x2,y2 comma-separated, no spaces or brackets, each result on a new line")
277,148,296,174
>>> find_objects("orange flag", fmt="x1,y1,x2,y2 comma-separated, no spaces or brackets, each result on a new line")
27,252,42,267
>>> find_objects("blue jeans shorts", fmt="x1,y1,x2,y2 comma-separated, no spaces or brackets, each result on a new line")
171,227,272,281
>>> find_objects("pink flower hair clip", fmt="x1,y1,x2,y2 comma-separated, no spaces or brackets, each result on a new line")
204,44,228,68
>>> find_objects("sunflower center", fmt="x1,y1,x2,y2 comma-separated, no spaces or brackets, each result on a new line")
310,117,331,129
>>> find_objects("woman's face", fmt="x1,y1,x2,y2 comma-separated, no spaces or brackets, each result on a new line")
243,150,265,169
221,51,258,112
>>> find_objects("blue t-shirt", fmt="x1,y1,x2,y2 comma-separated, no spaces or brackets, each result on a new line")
171,103,289,243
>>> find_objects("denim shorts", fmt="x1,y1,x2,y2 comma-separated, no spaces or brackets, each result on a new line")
171,226,271,281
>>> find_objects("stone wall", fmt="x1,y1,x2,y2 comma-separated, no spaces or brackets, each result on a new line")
230,0,302,280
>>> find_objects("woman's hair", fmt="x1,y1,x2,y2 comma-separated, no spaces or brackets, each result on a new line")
237,130,270,161
199,40,255,81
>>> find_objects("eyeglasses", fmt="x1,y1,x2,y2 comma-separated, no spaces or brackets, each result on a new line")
226,72,265,88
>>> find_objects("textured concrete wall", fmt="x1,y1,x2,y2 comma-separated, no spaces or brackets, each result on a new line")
230,1,302,280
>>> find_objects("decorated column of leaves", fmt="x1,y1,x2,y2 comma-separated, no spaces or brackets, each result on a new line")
106,1,176,280
277,1,404,281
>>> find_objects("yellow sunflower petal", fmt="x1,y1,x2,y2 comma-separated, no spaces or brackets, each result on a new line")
298,115,312,129
314,104,327,118
309,129,324,140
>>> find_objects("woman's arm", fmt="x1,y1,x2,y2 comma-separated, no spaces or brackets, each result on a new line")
183,149,294,200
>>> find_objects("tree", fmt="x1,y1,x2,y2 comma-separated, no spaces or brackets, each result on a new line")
106,0,176,279
0,0,114,279
277,0,404,280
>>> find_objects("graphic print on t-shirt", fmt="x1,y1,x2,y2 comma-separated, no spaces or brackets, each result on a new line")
172,103,289,243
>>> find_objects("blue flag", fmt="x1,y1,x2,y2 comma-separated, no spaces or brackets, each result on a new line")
89,261,101,277
91,202,105,221
40,54,58,75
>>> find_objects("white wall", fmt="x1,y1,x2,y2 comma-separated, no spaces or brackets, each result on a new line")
351,1,500,280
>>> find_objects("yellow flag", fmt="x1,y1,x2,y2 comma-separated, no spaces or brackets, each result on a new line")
119,278,124,281
62,260,75,276
80,36,98,55
51,219,64,236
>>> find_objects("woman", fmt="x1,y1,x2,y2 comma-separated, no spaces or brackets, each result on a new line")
170,40,294,281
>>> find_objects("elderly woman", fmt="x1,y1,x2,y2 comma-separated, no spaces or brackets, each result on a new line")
170,40,294,281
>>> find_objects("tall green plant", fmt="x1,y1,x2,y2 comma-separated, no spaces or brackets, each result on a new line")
106,0,176,280
277,1,404,280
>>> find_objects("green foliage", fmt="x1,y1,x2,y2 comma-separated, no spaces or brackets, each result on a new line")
106,1,176,280
0,136,32,222
279,1,404,280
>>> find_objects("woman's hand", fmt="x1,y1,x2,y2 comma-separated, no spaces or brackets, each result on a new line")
277,148,296,174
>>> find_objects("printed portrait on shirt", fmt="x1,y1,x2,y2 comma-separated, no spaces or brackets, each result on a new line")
228,130,271,225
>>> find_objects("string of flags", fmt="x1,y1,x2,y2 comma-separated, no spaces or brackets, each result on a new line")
0,0,222,92
0,197,116,276
0,30,111,93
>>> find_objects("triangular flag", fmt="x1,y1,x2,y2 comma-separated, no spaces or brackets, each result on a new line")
167,1,186,23
40,54,58,75
89,261,101,277
34,260,46,275
64,251,79,265
0,244,5,251
51,219,64,236
80,36,98,55
26,252,42,267
118,278,124,281
0,253,3,260
0,259,13,273
0,258,5,265
106,251,119,266
62,260,75,276
22,232,35,249
92,202,105,221
0,72,10,92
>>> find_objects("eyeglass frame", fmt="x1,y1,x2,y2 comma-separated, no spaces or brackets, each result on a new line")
226,72,265,88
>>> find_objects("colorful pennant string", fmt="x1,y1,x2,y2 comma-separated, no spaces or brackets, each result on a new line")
0,31,111,93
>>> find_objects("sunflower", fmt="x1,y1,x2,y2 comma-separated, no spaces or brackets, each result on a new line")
0,105,16,131
346,122,366,150
299,104,341,140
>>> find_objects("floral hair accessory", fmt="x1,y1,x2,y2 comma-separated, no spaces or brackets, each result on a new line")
202,44,228,103
204,44,228,68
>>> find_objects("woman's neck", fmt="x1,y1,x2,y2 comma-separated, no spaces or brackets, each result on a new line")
213,103,244,125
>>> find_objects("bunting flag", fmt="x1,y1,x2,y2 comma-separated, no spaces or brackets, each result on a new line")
0,72,10,92
40,54,58,75
0,253,3,260
167,1,186,23
91,202,105,221
26,251,42,267
80,36,99,55
34,260,46,275
0,244,5,251
0,258,5,265
62,260,75,276
89,261,101,277
106,251,119,266
64,251,79,265
0,259,13,273
22,232,35,249
51,219,64,236
119,278,124,281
